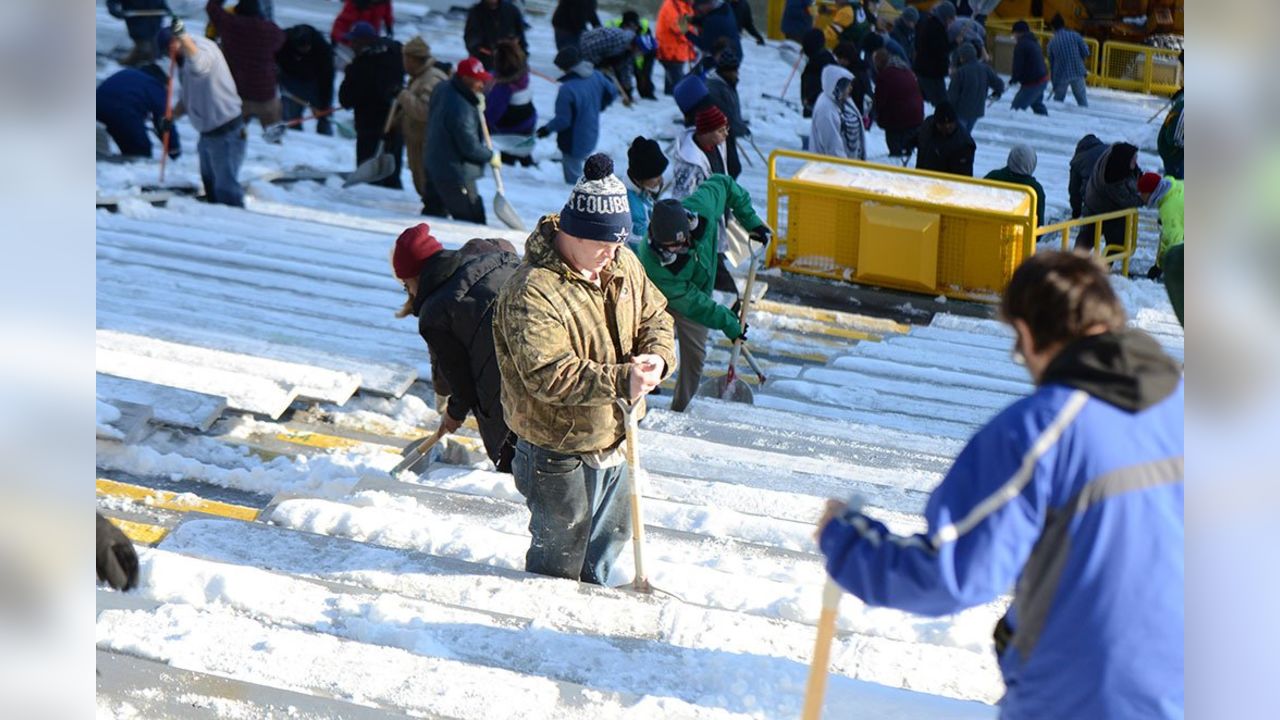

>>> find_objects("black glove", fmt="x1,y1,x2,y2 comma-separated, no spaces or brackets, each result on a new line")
737,322,749,342
170,15,186,38
1146,264,1163,281
536,125,552,139
155,117,174,137
167,147,181,160
756,37,766,46
748,225,772,247
96,513,138,592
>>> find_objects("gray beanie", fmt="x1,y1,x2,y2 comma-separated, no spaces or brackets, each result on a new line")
902,7,920,23
1008,144,1038,176
958,42,977,64
934,1,957,21
560,154,633,243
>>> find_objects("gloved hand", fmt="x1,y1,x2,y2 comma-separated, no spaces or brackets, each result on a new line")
1146,264,1163,281
756,37,766,46
990,91,1002,102
748,225,772,247
439,411,464,434
170,15,186,38
536,125,552,139
167,147,181,160
489,151,502,169
155,117,174,138
96,513,138,592
735,322,749,342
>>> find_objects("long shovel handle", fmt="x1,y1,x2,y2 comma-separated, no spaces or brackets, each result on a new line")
617,399,650,592
739,344,767,385
801,579,843,720
780,52,804,99
477,112,509,196
159,40,179,184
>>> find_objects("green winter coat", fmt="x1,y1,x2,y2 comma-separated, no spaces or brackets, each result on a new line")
1156,178,1184,267
637,174,765,339
984,166,1046,226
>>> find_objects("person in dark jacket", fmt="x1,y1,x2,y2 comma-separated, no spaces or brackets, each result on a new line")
913,0,955,108
800,28,835,119
947,41,1003,133
873,49,923,161
781,0,814,42
552,0,601,50
690,0,743,62
1068,133,1107,219
916,102,974,176
207,0,285,129
537,46,619,184
1077,141,1142,251
729,0,765,45
276,24,336,135
816,250,1183,720
96,65,182,159
889,6,918,62
706,49,747,179
465,0,528,71
984,144,1045,225
1009,20,1048,115
579,25,640,103
393,224,520,472
424,58,500,222
107,0,169,66
338,22,405,189
612,11,659,100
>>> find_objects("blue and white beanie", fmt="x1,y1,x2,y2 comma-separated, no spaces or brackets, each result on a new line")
560,153,632,244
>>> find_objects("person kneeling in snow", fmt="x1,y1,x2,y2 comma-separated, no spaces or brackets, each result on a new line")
816,251,1184,720
537,46,619,185
639,175,769,413
809,65,865,160
493,154,676,586
393,225,521,472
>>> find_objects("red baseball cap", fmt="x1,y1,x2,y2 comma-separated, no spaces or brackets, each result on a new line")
456,57,493,83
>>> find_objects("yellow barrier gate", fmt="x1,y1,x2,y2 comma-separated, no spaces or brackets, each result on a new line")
1034,208,1140,276
767,150,1038,302
1099,41,1182,96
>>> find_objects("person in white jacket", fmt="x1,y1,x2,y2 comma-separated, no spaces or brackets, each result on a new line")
810,64,865,161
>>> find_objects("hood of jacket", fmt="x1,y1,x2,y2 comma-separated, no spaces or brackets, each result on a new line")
674,127,711,172
1040,329,1182,412
415,249,518,330
821,64,854,99
412,250,464,317
1074,133,1104,157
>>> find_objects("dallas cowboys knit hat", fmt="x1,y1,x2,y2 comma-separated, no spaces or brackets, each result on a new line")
560,154,632,243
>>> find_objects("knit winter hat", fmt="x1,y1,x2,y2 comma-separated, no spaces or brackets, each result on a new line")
902,7,920,23
934,1,957,21
628,136,669,180
1137,172,1162,196
560,154,633,243
554,45,581,71
344,21,378,41
673,74,710,115
647,199,696,265
1012,20,1031,33
958,41,977,63
933,102,958,124
695,105,729,134
1008,144,1038,176
403,35,432,59
392,224,444,279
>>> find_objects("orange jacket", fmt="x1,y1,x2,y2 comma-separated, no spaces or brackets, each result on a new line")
656,0,697,63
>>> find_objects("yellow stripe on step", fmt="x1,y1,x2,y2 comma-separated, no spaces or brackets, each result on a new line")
96,478,260,522
105,517,169,545
273,430,401,454
752,299,911,335
765,317,882,342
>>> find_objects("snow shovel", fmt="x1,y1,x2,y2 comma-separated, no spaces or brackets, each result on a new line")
697,246,762,404
478,116,525,230
342,97,400,188
390,424,447,477
263,106,339,144
802,495,862,720
739,344,767,386
616,398,653,594
158,40,178,184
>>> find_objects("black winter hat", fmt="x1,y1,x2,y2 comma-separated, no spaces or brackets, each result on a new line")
934,102,958,123
802,28,827,57
554,45,581,71
560,154,633,243
627,136,669,181
648,199,695,251
1012,20,1031,33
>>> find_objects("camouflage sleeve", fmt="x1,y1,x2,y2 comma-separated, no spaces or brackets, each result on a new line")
498,283,631,406
631,261,678,381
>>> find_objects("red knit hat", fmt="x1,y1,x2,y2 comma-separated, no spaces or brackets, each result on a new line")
392,224,443,279
1137,172,1162,195
695,105,728,135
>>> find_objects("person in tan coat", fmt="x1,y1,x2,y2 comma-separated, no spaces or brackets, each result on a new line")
398,36,450,215
493,153,676,586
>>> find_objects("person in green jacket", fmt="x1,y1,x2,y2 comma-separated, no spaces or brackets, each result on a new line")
638,173,770,412
1139,172,1184,326
984,144,1046,226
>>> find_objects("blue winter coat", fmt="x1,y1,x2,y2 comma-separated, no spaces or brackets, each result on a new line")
543,67,617,159
425,75,493,186
96,68,180,157
626,184,654,250
1011,33,1048,85
781,0,813,39
691,1,742,59
820,329,1183,720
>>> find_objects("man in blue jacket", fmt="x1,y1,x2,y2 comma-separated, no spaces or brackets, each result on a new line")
1009,20,1049,115
537,46,618,184
689,0,741,62
816,251,1183,720
96,65,181,159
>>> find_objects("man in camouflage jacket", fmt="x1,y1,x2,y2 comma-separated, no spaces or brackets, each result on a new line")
494,153,676,585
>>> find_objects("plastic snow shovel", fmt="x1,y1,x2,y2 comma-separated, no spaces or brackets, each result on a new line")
343,97,400,188
263,106,339,144
616,398,653,594
801,495,862,720
697,245,762,404
478,116,525,230
158,40,178,184
390,424,447,477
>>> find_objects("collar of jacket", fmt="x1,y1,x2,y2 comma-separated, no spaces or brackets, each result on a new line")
411,250,465,316
675,128,711,172
1039,328,1181,412
450,74,481,105
526,214,626,287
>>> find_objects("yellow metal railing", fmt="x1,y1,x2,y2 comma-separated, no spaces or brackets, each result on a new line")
1098,40,1182,96
767,149,1039,302
1034,208,1140,276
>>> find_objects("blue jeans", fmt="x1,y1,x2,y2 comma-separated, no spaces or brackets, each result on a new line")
1052,77,1088,107
197,117,246,207
562,153,585,184
1011,81,1049,115
512,439,632,585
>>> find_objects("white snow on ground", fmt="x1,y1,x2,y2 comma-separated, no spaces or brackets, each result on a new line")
96,0,1182,716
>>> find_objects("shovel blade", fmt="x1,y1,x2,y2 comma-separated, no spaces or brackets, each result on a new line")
696,375,755,404
263,123,286,144
343,148,396,188
493,192,525,230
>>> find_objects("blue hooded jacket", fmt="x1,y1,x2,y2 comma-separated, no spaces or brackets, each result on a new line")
543,64,617,159
96,67,181,157
691,1,742,60
820,329,1183,720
